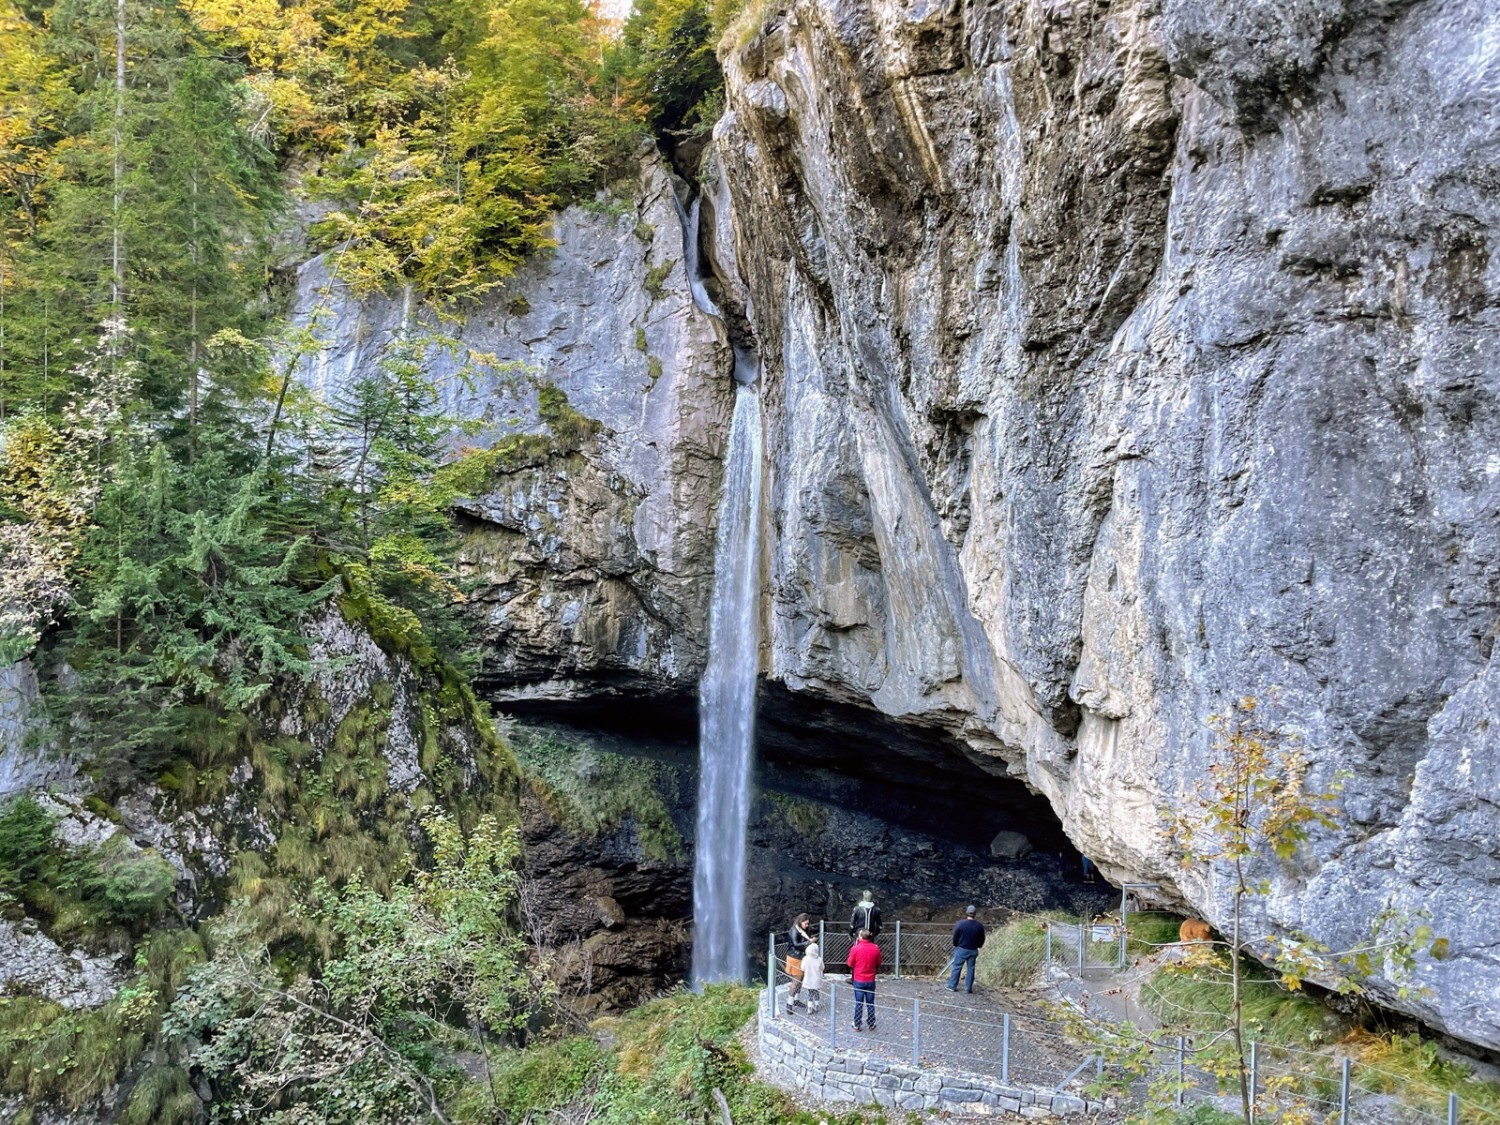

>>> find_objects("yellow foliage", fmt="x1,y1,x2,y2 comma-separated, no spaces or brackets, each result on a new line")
0,0,65,224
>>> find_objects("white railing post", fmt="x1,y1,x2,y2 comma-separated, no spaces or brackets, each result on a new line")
1176,1035,1186,1105
1078,919,1086,975
829,980,836,1050
1249,1040,1259,1123
819,918,825,951
1339,1056,1351,1124
894,920,902,978
1045,922,1052,966
767,930,776,1019
912,998,921,1066
1449,1093,1459,1125
1002,1014,1011,1084
1118,886,1128,967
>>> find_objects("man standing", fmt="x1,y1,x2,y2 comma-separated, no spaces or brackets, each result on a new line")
946,904,986,993
847,928,882,1032
849,891,882,938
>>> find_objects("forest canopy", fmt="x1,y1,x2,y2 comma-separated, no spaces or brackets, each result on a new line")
0,0,728,774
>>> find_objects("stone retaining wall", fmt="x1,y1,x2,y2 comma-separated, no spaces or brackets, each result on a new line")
757,998,1103,1117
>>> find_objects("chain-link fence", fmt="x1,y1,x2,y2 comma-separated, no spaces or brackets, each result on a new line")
763,922,1498,1124
1072,1032,1494,1125
776,916,1116,988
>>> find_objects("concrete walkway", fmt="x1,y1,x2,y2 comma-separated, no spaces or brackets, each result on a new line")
774,973,1095,1091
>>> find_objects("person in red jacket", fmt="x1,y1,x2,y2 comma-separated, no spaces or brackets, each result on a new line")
846,928,882,1032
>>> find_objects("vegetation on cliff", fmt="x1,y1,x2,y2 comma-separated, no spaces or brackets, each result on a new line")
0,0,734,1116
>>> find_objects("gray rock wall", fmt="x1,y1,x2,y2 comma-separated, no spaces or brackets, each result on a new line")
288,154,733,701
0,660,69,798
273,1,1500,1049
710,0,1500,1049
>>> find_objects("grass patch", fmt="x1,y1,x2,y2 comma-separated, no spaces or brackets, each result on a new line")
714,0,781,51
594,985,876,1125
975,912,1077,988
479,1036,607,1121
642,261,673,300
1343,1029,1500,1120
510,726,684,862
1128,910,1187,956
456,988,880,1124
1141,956,1349,1047
537,382,603,449
646,355,664,383
634,325,649,353
0,928,202,1110
765,791,826,837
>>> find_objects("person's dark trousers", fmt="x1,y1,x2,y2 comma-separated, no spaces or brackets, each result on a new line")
853,980,876,1029
948,948,978,992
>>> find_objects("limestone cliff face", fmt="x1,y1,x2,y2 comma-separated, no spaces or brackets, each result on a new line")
708,0,1500,1048
288,153,733,702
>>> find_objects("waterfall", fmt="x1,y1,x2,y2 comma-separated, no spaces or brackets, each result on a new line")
671,181,766,982
692,383,763,984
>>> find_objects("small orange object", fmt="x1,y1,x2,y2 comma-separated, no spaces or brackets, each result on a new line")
1179,918,1212,943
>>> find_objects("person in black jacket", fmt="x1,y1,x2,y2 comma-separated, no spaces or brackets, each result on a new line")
784,913,813,1014
946,905,986,993
849,892,881,939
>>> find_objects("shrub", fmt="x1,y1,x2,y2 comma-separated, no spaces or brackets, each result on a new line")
94,843,177,924
0,795,56,890
488,1037,606,1121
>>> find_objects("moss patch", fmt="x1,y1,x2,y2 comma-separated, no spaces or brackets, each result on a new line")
642,261,673,300
510,725,684,862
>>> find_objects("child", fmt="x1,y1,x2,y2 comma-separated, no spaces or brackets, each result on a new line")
801,941,825,1015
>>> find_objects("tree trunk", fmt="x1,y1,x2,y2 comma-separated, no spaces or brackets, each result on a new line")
1233,859,1250,1124
189,166,199,451
111,0,125,325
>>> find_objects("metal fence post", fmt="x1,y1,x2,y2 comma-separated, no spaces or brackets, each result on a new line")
1045,922,1052,967
767,931,776,1019
1176,1036,1185,1105
1249,1040,1258,1124
829,981,836,1050
1078,918,1086,975
1002,1014,1011,1085
1449,1093,1459,1125
1339,1056,1351,1124
912,998,921,1066
895,920,902,978
819,918,825,952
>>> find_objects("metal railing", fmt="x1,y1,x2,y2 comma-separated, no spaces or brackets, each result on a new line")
762,923,1498,1124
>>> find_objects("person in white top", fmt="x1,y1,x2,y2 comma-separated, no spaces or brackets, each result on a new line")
800,941,825,1015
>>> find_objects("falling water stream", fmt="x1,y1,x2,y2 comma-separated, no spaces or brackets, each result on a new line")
675,187,764,984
